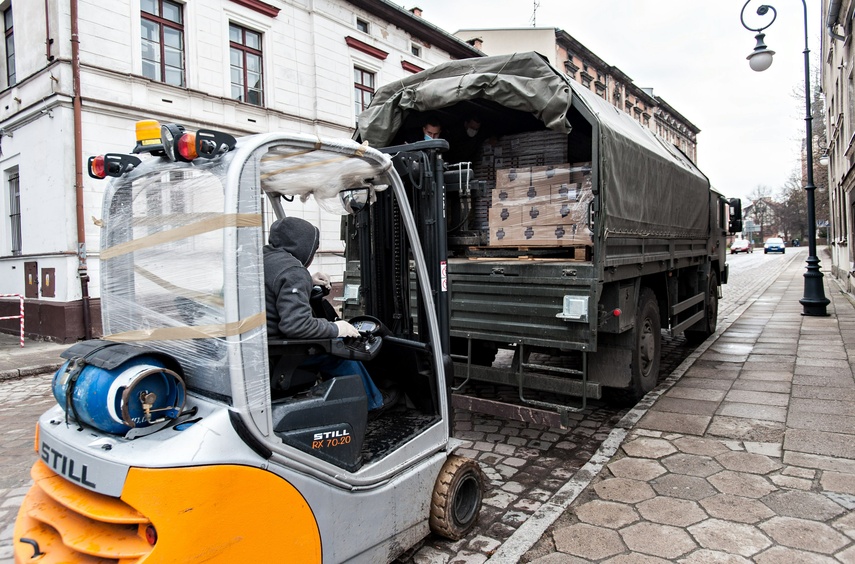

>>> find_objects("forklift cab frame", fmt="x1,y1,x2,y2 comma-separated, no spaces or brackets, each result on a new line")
14,132,480,563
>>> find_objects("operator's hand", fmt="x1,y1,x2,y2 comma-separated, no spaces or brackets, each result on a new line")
311,271,331,292
334,320,361,339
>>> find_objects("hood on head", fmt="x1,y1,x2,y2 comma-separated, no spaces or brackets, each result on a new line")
268,217,320,267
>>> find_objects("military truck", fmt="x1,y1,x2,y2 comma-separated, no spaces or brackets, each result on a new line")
353,52,741,425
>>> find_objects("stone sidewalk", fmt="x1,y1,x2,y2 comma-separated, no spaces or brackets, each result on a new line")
508,255,855,563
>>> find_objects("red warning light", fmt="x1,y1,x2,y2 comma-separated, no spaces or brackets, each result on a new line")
177,132,198,161
89,155,106,179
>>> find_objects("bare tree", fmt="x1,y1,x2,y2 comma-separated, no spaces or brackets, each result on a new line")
749,185,773,241
777,170,807,243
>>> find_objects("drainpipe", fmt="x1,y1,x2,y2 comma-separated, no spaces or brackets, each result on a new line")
44,0,53,61
827,0,846,41
71,0,92,339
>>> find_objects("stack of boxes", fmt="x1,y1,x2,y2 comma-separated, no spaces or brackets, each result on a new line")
488,163,593,247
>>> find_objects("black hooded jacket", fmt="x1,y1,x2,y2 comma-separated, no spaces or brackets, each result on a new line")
264,217,338,339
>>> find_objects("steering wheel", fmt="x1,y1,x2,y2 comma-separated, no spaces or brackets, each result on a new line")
329,315,387,361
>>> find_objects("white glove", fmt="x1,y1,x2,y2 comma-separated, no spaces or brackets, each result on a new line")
334,320,361,339
312,271,331,291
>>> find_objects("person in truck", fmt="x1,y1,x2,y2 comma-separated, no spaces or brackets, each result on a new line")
263,216,391,411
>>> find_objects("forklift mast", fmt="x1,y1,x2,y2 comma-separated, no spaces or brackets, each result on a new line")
350,139,452,355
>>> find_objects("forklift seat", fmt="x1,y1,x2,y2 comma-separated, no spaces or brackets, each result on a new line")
268,338,334,396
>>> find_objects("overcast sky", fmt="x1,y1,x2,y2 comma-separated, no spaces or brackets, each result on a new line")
411,0,822,203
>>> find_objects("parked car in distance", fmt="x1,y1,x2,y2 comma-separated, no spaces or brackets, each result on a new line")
731,239,753,254
764,237,786,254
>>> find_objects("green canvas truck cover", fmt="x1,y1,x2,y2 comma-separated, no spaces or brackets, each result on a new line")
357,51,711,240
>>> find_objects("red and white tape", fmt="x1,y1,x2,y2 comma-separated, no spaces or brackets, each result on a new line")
0,293,25,347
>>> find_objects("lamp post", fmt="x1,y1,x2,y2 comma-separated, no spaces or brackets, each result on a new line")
740,0,829,316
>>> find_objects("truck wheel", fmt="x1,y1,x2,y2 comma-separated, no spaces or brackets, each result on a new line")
430,455,483,540
630,288,660,399
685,273,718,344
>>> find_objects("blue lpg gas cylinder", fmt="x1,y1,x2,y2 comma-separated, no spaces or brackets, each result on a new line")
52,355,186,435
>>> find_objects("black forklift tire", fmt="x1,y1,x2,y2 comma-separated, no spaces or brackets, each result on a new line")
685,273,718,344
630,288,661,400
430,455,483,540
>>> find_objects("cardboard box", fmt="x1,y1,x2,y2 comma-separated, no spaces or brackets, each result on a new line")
521,202,589,226
551,182,583,203
488,205,522,227
531,165,571,186
495,167,531,189
492,185,550,206
489,224,591,246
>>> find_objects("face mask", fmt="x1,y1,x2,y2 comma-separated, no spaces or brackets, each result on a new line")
466,128,478,138
424,134,433,141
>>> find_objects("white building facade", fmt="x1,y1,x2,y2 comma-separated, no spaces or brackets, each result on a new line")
823,0,855,291
0,0,479,341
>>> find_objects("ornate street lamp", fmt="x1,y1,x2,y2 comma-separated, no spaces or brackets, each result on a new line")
740,1,829,316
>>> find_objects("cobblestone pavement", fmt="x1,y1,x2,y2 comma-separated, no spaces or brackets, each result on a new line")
0,374,54,562
0,252,799,563
516,249,855,563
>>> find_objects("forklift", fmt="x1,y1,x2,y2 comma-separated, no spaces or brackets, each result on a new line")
13,123,482,563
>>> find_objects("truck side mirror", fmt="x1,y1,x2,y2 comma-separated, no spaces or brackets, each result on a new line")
728,198,742,234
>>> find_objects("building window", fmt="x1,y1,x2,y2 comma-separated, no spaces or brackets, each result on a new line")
141,0,185,87
4,7,14,87
354,67,374,117
229,23,263,106
411,43,421,57
356,18,369,34
8,169,20,256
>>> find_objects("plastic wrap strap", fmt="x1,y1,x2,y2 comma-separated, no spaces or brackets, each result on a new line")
100,213,263,260
133,265,225,307
259,142,371,183
103,311,265,342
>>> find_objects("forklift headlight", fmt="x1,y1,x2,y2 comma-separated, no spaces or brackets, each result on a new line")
556,295,588,322
160,123,187,162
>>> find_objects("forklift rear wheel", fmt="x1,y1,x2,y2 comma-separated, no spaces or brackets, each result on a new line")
630,288,660,400
430,455,483,540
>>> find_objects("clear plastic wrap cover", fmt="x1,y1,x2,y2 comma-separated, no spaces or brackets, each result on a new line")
259,139,390,215
100,157,240,402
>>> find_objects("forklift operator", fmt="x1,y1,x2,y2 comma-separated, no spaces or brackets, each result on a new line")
264,216,385,411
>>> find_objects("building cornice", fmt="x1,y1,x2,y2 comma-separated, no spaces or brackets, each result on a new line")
228,0,280,18
345,36,389,60
345,0,483,59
